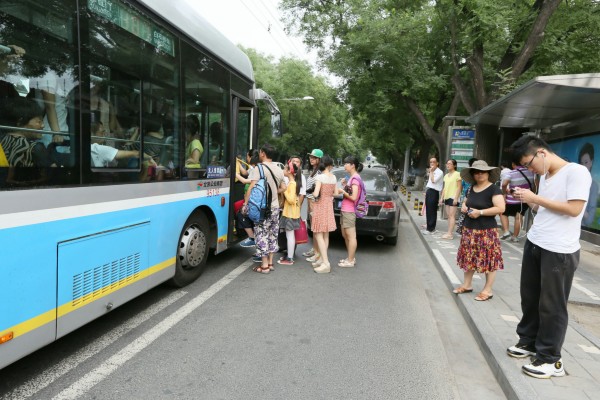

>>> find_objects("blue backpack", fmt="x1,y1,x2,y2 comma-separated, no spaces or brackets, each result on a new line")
247,164,277,223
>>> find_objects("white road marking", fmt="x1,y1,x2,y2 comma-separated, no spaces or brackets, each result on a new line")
501,314,520,323
578,344,600,355
4,291,187,400
432,249,461,285
572,282,600,301
51,261,251,400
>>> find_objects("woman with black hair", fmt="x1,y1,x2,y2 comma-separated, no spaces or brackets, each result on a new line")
310,154,338,273
0,97,50,187
338,155,364,267
303,148,323,261
277,160,302,265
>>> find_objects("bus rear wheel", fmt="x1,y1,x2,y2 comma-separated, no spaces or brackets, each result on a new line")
171,212,210,287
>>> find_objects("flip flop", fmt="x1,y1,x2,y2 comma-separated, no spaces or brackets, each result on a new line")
475,292,493,301
452,287,473,294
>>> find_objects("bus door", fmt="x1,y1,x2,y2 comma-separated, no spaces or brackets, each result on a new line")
229,98,253,244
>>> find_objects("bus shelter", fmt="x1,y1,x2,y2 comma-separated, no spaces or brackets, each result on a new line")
467,73,600,244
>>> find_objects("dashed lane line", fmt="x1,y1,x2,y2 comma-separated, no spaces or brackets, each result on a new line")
3,290,188,400
51,261,252,400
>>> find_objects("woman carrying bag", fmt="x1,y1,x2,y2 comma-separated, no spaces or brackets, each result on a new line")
338,155,364,267
278,161,302,265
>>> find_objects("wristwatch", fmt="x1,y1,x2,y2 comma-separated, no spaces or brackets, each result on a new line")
480,210,483,216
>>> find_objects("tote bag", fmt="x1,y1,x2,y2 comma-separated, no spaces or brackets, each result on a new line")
294,219,308,244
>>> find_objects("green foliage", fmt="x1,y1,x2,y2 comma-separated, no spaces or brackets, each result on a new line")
280,0,600,167
242,47,353,161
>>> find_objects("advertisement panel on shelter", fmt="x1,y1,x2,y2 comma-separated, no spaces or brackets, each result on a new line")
551,134,600,233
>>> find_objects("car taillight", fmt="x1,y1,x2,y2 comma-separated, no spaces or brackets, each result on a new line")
368,201,396,212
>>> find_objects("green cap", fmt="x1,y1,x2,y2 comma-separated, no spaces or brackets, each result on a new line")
308,149,323,158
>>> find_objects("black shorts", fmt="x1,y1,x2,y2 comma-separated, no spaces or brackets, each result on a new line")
503,203,529,217
444,198,457,206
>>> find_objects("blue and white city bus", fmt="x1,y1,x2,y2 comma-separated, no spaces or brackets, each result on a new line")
0,0,278,369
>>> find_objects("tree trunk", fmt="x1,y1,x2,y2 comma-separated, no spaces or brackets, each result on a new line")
467,41,487,108
510,0,562,79
402,95,446,163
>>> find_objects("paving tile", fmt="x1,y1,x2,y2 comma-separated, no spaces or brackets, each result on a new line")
401,195,600,400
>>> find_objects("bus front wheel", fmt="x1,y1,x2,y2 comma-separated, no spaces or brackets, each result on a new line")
171,212,210,287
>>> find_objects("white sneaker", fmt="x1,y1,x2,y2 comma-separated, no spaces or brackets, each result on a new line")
507,343,535,358
510,236,520,242
421,230,431,235
522,358,565,379
302,249,315,257
500,232,511,240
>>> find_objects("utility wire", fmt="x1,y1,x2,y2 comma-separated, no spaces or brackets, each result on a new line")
238,0,305,59
255,0,305,56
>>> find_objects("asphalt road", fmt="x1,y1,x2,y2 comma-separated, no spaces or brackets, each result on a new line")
0,219,504,400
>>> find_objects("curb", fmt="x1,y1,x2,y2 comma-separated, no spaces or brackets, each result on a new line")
401,199,538,400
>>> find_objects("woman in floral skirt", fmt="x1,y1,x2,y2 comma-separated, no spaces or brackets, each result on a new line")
453,160,506,301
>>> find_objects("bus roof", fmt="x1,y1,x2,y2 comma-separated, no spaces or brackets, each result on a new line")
138,0,254,82
466,73,600,129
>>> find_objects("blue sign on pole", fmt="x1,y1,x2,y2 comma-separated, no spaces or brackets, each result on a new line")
452,129,475,140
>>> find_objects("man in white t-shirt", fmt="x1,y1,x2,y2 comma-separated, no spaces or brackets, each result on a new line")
423,157,443,234
90,121,155,168
507,136,591,379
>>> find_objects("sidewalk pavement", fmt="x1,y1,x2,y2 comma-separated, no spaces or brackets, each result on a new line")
400,190,600,400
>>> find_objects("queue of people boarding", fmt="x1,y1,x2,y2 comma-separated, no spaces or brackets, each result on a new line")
235,146,366,275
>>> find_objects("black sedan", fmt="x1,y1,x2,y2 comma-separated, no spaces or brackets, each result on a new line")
308,167,401,245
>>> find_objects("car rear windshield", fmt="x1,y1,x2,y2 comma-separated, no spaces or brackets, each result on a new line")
333,169,391,192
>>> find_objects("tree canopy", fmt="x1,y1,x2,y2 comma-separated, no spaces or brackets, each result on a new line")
243,47,363,163
280,0,600,168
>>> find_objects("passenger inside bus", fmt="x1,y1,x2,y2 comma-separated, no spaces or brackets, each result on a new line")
127,113,166,180
91,121,154,168
29,67,77,147
0,97,50,187
185,114,203,178
208,121,223,164
90,81,123,137
0,44,24,99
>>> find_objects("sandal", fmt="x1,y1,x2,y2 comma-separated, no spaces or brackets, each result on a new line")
441,233,453,240
338,259,355,267
452,287,473,294
252,265,270,274
269,264,274,271
475,292,493,301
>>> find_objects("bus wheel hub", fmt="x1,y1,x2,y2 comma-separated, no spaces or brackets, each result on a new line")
179,226,206,269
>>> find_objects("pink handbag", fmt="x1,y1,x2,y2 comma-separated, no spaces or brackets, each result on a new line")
295,219,308,244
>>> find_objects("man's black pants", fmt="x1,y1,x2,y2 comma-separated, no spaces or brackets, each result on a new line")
516,239,579,363
425,188,439,232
